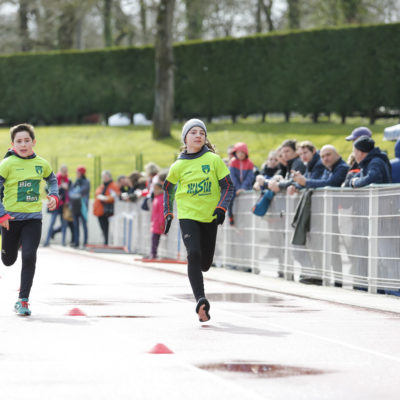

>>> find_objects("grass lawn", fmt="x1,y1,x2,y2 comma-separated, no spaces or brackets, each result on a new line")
0,115,397,193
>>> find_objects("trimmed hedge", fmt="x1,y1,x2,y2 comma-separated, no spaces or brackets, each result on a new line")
0,23,400,125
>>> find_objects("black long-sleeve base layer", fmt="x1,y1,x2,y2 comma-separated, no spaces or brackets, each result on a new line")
1,220,42,299
179,219,218,301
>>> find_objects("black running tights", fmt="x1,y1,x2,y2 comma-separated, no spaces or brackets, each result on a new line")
179,219,218,301
1,219,42,299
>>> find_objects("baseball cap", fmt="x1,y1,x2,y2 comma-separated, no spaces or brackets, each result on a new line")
346,126,372,141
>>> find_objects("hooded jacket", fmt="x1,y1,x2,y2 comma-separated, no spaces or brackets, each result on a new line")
352,147,392,188
390,139,400,183
229,142,254,190
306,157,349,188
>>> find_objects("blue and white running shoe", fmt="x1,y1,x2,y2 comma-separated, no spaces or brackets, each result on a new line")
14,298,31,316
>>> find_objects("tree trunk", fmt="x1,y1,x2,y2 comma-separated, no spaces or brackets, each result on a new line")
263,0,275,32
184,0,205,40
285,111,290,122
139,0,148,44
287,0,300,29
341,113,346,124
341,0,362,24
58,5,77,50
18,0,31,52
104,0,113,47
256,0,262,33
152,0,176,140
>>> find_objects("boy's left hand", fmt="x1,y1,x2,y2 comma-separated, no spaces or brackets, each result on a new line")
47,195,57,211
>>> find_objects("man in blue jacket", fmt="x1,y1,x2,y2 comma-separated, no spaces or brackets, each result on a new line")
346,136,391,187
390,139,400,183
291,145,349,188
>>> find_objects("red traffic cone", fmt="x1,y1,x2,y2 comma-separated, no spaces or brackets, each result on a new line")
148,343,174,354
66,307,86,316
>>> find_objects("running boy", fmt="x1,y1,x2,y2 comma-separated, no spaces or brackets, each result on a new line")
163,119,234,323
0,124,59,316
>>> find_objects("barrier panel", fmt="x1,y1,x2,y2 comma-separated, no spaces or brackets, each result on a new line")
110,186,400,294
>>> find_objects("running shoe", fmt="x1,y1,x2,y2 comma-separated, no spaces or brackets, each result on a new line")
14,298,31,316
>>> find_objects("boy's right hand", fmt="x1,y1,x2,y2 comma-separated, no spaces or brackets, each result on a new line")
0,214,14,230
164,214,173,234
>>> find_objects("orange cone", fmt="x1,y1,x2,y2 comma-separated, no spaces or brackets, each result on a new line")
66,307,86,316
148,343,174,354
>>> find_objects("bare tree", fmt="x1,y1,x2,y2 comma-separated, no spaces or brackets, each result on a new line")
287,0,301,29
18,0,32,51
184,0,208,40
103,0,112,46
152,0,175,140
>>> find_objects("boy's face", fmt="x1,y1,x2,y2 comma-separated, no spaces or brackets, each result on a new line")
281,146,297,162
298,147,314,163
12,131,36,157
236,150,246,160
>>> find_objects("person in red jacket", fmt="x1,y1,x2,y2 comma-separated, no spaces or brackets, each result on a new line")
149,182,165,259
228,142,254,225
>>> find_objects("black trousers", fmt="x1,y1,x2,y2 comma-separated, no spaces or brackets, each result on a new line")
1,219,42,299
179,219,218,301
98,215,109,245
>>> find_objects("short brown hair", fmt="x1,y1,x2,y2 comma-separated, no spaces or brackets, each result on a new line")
281,139,297,152
10,123,35,142
298,141,316,153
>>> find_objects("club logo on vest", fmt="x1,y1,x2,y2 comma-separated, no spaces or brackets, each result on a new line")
35,166,43,175
202,164,210,174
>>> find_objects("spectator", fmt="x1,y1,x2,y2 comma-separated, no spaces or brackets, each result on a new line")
70,165,90,248
267,139,306,193
44,165,72,246
390,138,400,183
342,153,360,187
287,141,325,195
149,182,164,259
253,150,279,191
292,145,349,188
345,136,391,187
121,171,144,202
144,162,160,195
345,126,373,172
93,170,120,245
117,175,130,199
228,142,255,225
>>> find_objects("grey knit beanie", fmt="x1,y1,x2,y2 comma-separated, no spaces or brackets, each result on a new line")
181,119,207,144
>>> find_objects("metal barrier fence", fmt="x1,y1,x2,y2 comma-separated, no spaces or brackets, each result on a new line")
109,186,400,294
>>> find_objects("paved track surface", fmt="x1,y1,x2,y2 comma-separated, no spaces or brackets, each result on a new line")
0,247,399,400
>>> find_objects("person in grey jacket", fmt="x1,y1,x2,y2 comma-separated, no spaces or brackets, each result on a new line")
345,136,391,187
292,145,349,188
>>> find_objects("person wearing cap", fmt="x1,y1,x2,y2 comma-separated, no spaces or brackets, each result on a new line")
345,136,391,188
163,118,235,323
70,165,90,248
390,138,400,183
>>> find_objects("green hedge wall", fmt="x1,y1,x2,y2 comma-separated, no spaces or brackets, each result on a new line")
0,23,399,125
